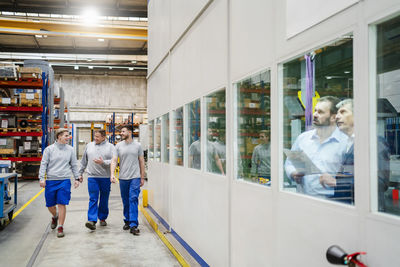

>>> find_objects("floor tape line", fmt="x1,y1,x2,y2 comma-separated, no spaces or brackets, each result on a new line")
13,188,45,219
139,205,190,267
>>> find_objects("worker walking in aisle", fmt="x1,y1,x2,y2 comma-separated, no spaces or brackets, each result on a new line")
79,129,117,230
38,128,80,238
111,125,145,235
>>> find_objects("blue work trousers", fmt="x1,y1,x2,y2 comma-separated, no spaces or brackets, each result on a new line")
87,177,111,222
119,178,141,227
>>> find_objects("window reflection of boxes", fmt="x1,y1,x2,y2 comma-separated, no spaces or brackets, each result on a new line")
0,138,17,155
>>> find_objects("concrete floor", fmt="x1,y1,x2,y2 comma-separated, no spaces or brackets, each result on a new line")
0,178,180,267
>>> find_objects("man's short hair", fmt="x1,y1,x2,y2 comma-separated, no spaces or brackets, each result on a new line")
55,128,69,139
317,96,341,114
336,98,353,113
94,129,106,137
121,125,133,132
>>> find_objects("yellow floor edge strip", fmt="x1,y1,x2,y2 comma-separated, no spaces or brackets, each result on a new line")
12,188,44,219
139,205,190,267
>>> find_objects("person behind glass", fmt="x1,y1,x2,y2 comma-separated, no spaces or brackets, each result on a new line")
251,130,271,185
188,129,225,174
284,96,348,198
38,128,80,238
110,125,145,236
319,99,354,204
79,129,117,230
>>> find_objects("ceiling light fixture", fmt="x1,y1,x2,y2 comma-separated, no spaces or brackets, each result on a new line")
88,66,93,69
98,38,105,42
109,67,113,70
35,35,43,38
74,66,79,70
129,67,134,71
82,8,99,26
87,58,92,62
131,60,137,64
344,71,351,74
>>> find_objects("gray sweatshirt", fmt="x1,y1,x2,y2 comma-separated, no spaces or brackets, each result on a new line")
115,140,143,180
79,140,117,178
39,142,79,181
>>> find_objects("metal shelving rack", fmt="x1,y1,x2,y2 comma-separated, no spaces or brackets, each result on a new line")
106,112,138,144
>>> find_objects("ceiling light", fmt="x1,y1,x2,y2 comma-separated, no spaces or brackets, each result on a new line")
326,76,332,80
87,58,92,62
131,60,137,64
74,66,79,70
109,67,113,70
88,66,93,69
43,35,48,38
35,35,43,38
82,8,99,26
129,67,134,71
98,38,105,42
344,71,351,74
33,19,41,23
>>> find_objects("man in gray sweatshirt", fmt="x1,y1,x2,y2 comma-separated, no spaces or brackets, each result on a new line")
79,129,117,230
39,128,80,238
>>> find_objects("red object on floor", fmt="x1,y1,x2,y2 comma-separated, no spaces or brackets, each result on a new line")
393,189,399,200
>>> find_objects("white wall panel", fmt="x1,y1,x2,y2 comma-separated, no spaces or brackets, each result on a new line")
170,0,227,109
170,0,209,45
148,0,170,73
147,58,170,120
230,0,274,81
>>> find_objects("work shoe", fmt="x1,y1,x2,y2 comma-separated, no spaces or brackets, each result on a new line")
130,226,140,236
51,216,58,230
100,220,107,226
85,221,96,230
57,226,64,238
123,222,130,230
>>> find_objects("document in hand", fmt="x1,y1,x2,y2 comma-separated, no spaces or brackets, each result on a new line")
283,149,322,175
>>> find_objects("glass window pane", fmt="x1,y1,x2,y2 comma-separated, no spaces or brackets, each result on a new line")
376,15,400,215
282,35,354,204
173,107,184,166
148,120,154,161
235,70,271,186
205,89,226,175
162,113,170,163
154,117,161,162
187,99,201,170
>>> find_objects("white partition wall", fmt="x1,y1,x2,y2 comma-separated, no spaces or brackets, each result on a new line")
147,0,400,266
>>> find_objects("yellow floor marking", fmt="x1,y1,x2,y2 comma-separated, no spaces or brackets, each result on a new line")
139,205,190,267
12,188,45,219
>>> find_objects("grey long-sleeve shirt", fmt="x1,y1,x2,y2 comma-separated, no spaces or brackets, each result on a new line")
38,142,79,181
79,140,117,178
251,143,271,177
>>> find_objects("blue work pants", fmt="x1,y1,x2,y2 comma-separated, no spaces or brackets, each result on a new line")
119,178,141,227
87,177,111,222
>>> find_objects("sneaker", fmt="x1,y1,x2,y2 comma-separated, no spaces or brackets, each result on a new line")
51,216,58,230
100,220,107,226
123,222,130,231
57,226,64,238
130,226,140,236
85,221,96,230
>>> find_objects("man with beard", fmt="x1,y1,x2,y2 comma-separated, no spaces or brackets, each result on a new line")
111,125,145,235
285,96,348,198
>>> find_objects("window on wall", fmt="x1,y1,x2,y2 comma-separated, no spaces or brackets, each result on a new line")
154,117,161,162
282,35,354,204
374,15,400,216
187,99,201,170
235,70,271,186
205,89,226,175
162,113,170,163
148,120,154,161
172,107,184,166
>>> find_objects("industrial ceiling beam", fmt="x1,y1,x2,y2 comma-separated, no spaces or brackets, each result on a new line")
0,1,147,17
0,19,147,40
0,46,147,55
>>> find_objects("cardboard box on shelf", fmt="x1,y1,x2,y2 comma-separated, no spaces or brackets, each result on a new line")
19,67,42,79
1,97,18,105
0,64,19,80
20,93,40,106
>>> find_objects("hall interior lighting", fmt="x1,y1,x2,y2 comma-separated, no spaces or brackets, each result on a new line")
82,8,99,26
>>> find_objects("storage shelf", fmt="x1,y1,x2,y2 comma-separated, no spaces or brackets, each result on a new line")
240,88,270,94
0,106,42,112
0,157,41,162
0,132,42,137
0,79,43,89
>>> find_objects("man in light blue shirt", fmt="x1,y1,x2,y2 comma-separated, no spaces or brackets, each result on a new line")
285,96,348,198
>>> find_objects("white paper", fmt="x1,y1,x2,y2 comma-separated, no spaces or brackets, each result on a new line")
1,119,8,128
283,148,322,175
2,98,11,104
24,142,31,150
26,136,33,141
0,139,6,146
26,93,35,100
249,103,256,108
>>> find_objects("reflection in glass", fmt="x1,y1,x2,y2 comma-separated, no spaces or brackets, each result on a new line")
187,99,201,170
205,89,226,175
155,117,161,162
162,113,170,163
172,107,184,166
235,70,271,186
376,15,400,215
282,35,354,204
148,120,154,161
